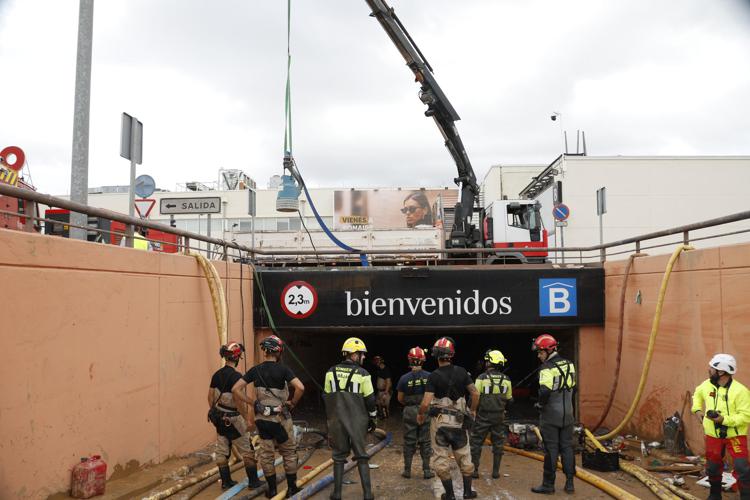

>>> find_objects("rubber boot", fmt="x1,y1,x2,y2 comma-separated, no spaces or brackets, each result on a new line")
707,480,722,500
471,453,480,479
245,465,262,489
491,454,502,479
440,479,456,500
285,473,301,498
218,464,237,490
530,482,555,495
357,460,374,500
329,463,344,500
265,474,277,498
564,474,575,493
422,464,434,479
462,475,477,499
402,453,413,479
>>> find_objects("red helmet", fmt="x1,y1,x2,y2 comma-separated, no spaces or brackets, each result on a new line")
432,337,455,359
259,335,284,354
532,334,558,352
220,342,245,361
408,347,426,365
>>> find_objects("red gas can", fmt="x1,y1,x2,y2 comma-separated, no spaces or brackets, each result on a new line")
71,455,107,498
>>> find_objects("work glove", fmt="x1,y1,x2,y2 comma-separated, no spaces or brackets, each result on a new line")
368,418,377,433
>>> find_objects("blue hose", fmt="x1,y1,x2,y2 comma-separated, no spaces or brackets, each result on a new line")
215,457,283,500
288,432,392,500
300,182,369,266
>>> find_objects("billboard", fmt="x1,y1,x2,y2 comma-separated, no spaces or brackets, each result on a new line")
333,189,456,230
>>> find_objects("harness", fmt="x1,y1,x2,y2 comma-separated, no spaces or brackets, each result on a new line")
550,359,574,392
481,372,508,395
328,365,359,394
253,363,290,418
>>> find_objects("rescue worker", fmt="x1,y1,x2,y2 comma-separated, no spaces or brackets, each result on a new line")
396,346,434,479
323,337,378,500
692,353,750,500
417,337,480,500
531,334,576,495
470,349,512,480
372,355,393,419
208,342,262,491
231,335,305,499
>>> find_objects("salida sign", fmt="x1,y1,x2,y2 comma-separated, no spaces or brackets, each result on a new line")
258,267,603,330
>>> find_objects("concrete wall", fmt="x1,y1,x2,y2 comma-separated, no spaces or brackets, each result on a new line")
579,241,750,453
0,228,254,499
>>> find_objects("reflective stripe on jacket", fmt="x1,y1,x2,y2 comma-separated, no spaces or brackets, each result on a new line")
475,370,512,413
538,354,576,426
324,361,376,417
692,378,750,438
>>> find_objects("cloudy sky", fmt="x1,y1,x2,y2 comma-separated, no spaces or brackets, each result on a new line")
1,0,749,195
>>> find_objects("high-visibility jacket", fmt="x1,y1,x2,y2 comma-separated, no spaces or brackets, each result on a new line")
133,233,150,251
692,378,750,439
324,360,377,419
475,369,512,414
538,353,576,426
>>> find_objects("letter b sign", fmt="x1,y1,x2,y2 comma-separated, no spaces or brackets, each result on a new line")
539,278,577,317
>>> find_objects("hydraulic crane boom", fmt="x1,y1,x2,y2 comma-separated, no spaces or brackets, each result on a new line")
365,0,481,249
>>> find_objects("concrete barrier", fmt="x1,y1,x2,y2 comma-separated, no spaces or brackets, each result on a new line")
0,228,254,499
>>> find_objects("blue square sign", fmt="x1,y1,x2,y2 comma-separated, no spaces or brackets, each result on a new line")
539,278,578,317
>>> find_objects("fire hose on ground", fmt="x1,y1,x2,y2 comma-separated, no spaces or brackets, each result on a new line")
287,429,392,500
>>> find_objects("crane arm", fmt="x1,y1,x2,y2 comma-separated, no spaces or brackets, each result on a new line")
365,0,481,248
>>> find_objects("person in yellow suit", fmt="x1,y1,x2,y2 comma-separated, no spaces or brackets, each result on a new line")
692,353,750,500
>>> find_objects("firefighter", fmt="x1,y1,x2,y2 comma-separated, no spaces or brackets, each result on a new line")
692,353,750,500
208,342,262,491
417,337,480,500
531,334,576,495
396,346,434,479
232,335,304,499
372,355,393,419
470,349,512,480
323,337,378,500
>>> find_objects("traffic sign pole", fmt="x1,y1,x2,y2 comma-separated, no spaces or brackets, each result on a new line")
126,116,137,247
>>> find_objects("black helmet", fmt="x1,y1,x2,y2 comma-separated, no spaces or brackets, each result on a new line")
220,342,245,362
259,335,284,354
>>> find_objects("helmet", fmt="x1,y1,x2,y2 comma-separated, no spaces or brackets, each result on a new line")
408,347,427,365
709,353,737,375
341,337,368,355
259,335,284,354
432,337,455,359
532,334,558,352
484,349,506,366
220,342,245,362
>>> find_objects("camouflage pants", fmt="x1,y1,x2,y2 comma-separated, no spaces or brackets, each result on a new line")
215,413,256,466
470,412,505,460
402,406,432,468
256,416,297,476
430,414,473,480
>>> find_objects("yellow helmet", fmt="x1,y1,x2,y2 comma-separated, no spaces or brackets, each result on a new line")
484,349,506,366
341,337,368,354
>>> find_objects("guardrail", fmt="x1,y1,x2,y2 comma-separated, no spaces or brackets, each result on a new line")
2,182,750,264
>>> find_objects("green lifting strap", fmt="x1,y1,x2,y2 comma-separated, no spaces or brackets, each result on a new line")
283,0,293,156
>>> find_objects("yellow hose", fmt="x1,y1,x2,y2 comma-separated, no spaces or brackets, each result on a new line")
271,458,334,500
597,245,692,440
504,446,639,500
189,252,229,363
584,429,689,500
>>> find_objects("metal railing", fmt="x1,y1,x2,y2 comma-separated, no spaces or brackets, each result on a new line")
2,182,750,265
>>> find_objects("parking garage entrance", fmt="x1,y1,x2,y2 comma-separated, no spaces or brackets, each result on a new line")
255,265,602,418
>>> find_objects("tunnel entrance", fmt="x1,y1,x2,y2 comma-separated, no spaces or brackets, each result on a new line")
282,327,578,423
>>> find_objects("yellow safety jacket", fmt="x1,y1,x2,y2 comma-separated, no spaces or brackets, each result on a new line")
475,370,513,414
324,361,377,418
692,378,750,438
134,233,150,250
538,353,576,426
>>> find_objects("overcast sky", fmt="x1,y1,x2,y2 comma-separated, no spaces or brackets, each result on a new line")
1,0,749,195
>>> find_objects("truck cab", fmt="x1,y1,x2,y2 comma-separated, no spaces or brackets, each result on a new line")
483,200,548,263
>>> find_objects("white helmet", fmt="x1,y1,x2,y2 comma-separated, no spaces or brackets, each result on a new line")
709,354,737,375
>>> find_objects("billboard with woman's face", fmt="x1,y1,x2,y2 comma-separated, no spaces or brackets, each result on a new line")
333,189,456,230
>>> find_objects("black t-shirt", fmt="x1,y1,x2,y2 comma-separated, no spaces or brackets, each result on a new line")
242,361,296,390
210,365,242,393
426,365,473,401
372,365,392,380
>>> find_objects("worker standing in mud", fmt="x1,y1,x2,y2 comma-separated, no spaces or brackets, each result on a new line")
470,349,512,480
396,346,434,479
208,342,263,491
372,355,393,419
417,337,479,500
232,335,305,498
692,353,750,500
323,337,378,500
531,334,576,495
